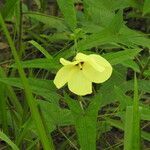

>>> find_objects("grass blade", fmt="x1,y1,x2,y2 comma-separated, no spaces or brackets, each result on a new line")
0,67,23,117
0,13,55,150
28,40,53,59
0,68,8,134
124,73,141,150
132,73,141,149
0,131,19,150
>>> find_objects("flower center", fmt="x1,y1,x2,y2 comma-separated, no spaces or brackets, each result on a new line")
76,61,84,70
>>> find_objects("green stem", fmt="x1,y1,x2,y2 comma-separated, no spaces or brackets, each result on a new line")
78,96,84,110
0,68,8,134
18,0,23,57
0,13,55,150
74,38,78,54
132,73,141,150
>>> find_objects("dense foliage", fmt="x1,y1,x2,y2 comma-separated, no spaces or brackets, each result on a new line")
0,0,150,149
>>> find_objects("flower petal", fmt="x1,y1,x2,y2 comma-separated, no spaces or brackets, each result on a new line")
82,55,112,83
68,67,92,96
89,54,112,68
60,58,79,66
75,53,88,61
54,66,73,88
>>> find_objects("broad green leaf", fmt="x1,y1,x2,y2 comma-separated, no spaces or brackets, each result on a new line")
103,49,141,65
106,10,123,34
0,78,60,103
81,21,104,33
65,94,102,150
119,27,150,48
25,12,67,32
57,0,77,30
143,0,150,15
102,0,130,11
11,58,60,70
0,131,19,150
127,0,142,9
76,30,118,51
83,0,115,26
121,59,140,72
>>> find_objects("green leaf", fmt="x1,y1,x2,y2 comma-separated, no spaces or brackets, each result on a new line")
124,75,140,150
103,49,141,65
114,86,132,109
11,58,60,70
143,0,150,15
121,80,150,93
144,69,150,77
39,100,74,131
119,27,150,49
1,0,19,19
102,0,130,11
124,106,140,150
65,94,102,150
0,78,60,103
106,10,123,34
127,0,142,9
41,32,70,42
83,0,115,26
121,59,140,72
57,0,77,30
96,65,127,107
140,107,150,121
0,68,8,134
0,11,55,150
76,30,118,51
106,118,150,141
25,12,67,32
0,131,19,150
28,40,53,59
132,74,140,149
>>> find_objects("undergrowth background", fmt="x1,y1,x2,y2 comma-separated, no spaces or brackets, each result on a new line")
0,0,150,150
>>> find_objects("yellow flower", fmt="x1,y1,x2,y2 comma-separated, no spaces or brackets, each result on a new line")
54,53,112,96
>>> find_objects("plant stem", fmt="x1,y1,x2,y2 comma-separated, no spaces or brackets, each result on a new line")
0,13,55,150
0,68,8,134
78,96,84,110
18,0,23,57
